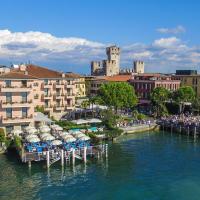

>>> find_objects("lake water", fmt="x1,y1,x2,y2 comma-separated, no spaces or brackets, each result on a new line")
1,131,200,200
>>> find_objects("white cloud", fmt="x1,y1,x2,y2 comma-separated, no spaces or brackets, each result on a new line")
0,29,200,73
153,37,181,48
157,25,186,34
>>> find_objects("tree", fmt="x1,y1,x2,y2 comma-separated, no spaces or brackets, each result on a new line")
172,86,195,114
98,82,138,112
0,128,5,144
192,97,200,115
81,100,89,119
100,109,119,129
150,87,170,117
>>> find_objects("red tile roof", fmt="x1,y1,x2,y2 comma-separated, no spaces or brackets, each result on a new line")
94,75,131,82
0,72,38,79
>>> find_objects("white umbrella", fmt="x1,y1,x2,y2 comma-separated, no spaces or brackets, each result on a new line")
40,127,51,133
62,135,74,140
40,133,51,139
51,140,62,146
42,135,55,141
26,134,38,140
26,128,38,134
72,119,88,125
11,129,23,136
59,132,70,137
25,126,35,131
27,137,40,143
74,133,86,139
39,125,49,129
86,118,102,123
64,137,76,142
55,126,63,131
79,136,90,141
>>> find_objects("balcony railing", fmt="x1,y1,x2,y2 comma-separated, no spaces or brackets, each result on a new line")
1,115,33,124
1,100,32,108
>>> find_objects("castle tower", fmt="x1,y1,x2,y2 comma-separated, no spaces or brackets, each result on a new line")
91,61,101,76
133,61,144,74
104,45,120,76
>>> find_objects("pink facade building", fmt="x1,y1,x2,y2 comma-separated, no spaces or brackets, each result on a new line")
0,64,78,134
129,73,181,103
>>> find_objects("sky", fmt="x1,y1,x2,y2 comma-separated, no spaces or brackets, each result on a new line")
1,0,200,74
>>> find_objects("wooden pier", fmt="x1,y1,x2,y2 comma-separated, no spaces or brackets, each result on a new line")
157,120,200,138
20,144,108,168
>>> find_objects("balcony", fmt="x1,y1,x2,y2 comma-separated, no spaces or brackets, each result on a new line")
1,85,32,92
1,115,33,124
65,84,74,89
1,100,32,108
65,105,74,110
44,105,53,111
53,94,63,100
65,93,74,99
53,105,65,111
44,84,52,89
44,93,52,99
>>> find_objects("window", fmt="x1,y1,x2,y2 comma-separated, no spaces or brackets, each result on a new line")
21,80,27,87
6,126,13,134
21,124,28,131
21,92,27,103
22,107,28,118
44,88,48,96
6,92,12,103
44,79,48,85
5,80,11,87
6,108,12,118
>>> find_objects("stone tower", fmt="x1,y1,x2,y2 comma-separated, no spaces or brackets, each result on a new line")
133,61,144,74
91,61,102,75
90,45,120,76
104,46,120,76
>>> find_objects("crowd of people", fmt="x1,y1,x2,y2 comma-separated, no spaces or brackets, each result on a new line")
160,114,200,127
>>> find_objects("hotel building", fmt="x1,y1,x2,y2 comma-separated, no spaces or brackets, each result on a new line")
0,64,81,133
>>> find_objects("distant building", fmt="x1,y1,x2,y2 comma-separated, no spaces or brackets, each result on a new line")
0,65,10,74
133,61,144,74
176,70,197,75
129,73,180,104
88,75,131,96
91,45,120,76
172,72,200,96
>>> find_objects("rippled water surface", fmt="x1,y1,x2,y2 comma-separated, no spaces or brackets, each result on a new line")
1,131,200,200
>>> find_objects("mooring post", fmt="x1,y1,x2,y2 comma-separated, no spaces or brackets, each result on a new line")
28,161,31,168
179,125,182,133
194,126,197,138
72,149,75,165
105,144,108,158
46,151,50,168
187,126,190,135
61,149,64,166
83,147,87,163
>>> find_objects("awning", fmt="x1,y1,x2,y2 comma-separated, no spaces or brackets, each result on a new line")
34,112,52,123
72,119,88,125
86,118,102,123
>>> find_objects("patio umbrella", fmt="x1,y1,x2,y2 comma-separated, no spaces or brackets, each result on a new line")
42,135,55,141
64,137,76,143
26,128,38,134
27,137,40,143
40,133,52,139
25,126,35,132
59,132,70,137
72,119,88,125
51,140,62,146
26,134,38,140
79,136,90,141
40,127,51,133
11,129,23,136
55,126,63,131
62,134,74,140
86,118,102,123
74,133,86,139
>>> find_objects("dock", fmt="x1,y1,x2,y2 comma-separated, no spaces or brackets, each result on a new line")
20,144,108,168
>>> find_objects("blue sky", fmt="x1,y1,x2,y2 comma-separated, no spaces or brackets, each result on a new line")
1,0,200,74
